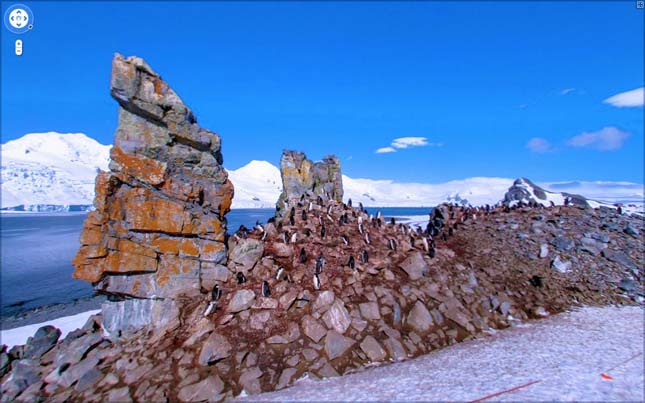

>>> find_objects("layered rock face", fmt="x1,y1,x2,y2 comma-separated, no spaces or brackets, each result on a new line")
276,150,343,216
72,54,233,336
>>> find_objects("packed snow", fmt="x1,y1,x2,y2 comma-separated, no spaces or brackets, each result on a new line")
237,306,644,402
0,310,100,348
2,132,643,211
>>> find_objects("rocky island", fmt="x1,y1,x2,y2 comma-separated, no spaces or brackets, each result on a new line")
0,55,642,403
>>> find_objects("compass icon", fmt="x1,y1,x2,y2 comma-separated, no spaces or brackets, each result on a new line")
4,4,34,34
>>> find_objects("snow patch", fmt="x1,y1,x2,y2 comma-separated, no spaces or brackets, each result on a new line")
0,310,100,348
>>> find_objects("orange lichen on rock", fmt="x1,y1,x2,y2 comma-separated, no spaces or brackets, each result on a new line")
72,53,232,334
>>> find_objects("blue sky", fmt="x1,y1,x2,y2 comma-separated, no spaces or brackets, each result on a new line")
1,1,643,183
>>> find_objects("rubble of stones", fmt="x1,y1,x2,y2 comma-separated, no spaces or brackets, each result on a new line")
2,199,642,402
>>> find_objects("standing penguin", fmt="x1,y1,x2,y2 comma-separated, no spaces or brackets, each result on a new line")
237,272,247,284
390,217,396,225
388,239,397,251
428,247,435,258
321,226,326,238
299,247,307,263
262,280,271,297
348,199,353,208
348,255,355,269
301,209,308,221
313,274,321,290
341,235,349,245
361,250,369,263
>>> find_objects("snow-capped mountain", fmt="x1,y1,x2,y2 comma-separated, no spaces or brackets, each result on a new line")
1,133,111,211
1,132,643,211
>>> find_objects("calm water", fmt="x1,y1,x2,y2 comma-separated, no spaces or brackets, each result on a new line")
0,207,430,317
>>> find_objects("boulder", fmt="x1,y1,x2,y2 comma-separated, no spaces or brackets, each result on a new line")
227,238,263,273
407,301,434,333
398,252,428,281
227,290,256,313
23,325,60,359
177,375,224,402
359,336,387,362
198,333,232,366
324,331,355,360
301,315,327,343
322,299,352,334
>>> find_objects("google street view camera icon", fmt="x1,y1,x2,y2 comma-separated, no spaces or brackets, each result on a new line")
4,4,34,34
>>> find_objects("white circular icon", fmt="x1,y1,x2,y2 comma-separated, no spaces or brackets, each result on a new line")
9,8,28,29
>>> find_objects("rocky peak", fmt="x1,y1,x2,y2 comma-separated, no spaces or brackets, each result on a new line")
276,150,343,215
504,177,589,208
72,54,234,337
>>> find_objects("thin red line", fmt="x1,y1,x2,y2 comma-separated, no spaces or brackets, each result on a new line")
604,352,643,373
467,380,542,403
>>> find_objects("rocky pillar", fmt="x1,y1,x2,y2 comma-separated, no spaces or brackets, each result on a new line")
73,54,234,336
276,150,343,216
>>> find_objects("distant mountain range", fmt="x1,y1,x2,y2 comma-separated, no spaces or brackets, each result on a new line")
2,133,643,211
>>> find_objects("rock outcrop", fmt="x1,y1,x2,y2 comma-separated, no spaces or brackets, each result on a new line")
276,150,343,216
504,177,589,208
72,54,234,336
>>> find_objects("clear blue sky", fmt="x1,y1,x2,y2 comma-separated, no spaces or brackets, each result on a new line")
1,1,643,183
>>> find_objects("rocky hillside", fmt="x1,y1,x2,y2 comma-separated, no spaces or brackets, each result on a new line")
0,54,643,403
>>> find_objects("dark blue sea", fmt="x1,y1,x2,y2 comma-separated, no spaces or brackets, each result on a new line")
0,207,431,317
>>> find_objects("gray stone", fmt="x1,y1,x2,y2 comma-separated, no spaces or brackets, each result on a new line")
624,224,639,237
618,279,638,292
55,332,103,367
398,252,428,281
58,356,100,388
317,361,340,378
0,359,39,399
312,291,335,312
383,337,407,361
249,311,271,330
74,368,104,393
0,351,10,377
227,289,256,313
279,291,299,310
322,299,352,334
552,236,575,252
302,348,318,362
407,301,434,333
200,263,230,290
276,368,298,390
239,367,263,394
23,325,60,360
551,256,572,273
177,375,224,402
228,238,264,273
602,250,638,271
359,302,381,321
324,330,355,360
108,386,132,403
359,336,387,362
198,333,232,366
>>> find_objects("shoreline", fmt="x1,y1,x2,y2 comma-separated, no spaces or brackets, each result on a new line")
0,294,106,331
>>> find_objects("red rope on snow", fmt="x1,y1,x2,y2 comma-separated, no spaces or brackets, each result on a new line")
466,380,542,403
600,351,643,381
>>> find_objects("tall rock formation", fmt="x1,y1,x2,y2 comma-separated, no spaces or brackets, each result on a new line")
275,150,343,216
73,54,234,336
504,177,590,208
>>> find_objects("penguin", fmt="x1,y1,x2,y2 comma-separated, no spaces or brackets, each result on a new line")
359,202,364,212
365,232,371,245
327,205,333,215
261,231,267,241
309,201,314,211
262,280,271,297
299,247,307,263
290,207,295,218
211,284,222,301
290,232,298,244
300,194,305,203
358,216,363,225
388,238,397,251
276,267,286,281
390,217,396,225
348,198,353,208
321,226,326,238
317,195,324,206
290,215,295,226
319,216,324,227
315,255,325,274
301,209,307,221
348,255,355,269
303,228,312,237
361,250,369,263
428,247,435,258
236,272,246,284
341,235,349,245
326,214,334,223
617,205,623,215
313,274,321,290
529,275,543,288
422,237,429,252
376,211,382,220
284,231,290,244
255,221,264,233
358,223,364,234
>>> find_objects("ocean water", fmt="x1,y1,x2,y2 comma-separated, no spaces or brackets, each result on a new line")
0,207,430,317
